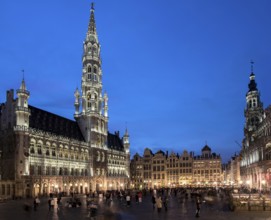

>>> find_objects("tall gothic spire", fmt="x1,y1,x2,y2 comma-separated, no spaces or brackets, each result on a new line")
88,3,96,35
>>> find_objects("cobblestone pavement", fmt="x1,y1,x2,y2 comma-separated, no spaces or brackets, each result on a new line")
1,194,271,220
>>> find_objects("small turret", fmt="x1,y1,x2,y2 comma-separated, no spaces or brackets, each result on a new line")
74,87,80,117
123,128,130,154
15,78,30,128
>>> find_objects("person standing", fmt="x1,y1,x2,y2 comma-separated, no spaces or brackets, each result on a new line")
48,198,51,211
162,195,168,211
126,194,131,207
195,196,201,217
33,197,37,211
156,196,162,213
138,191,142,203
151,195,156,210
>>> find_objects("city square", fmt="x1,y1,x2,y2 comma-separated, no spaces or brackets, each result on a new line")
1,0,271,219
1,189,271,220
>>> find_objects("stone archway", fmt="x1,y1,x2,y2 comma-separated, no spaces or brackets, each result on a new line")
96,179,104,192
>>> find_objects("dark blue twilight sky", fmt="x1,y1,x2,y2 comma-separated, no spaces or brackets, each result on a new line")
1,0,271,163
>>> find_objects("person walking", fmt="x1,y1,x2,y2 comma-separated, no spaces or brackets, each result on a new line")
195,196,201,217
156,196,162,213
57,197,61,210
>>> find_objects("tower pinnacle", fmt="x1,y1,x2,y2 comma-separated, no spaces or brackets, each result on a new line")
88,2,96,35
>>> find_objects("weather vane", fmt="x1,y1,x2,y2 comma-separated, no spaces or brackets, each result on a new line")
250,60,254,73
22,69,25,80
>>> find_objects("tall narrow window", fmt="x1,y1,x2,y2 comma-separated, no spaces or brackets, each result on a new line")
88,74,92,80
87,66,92,73
87,102,91,109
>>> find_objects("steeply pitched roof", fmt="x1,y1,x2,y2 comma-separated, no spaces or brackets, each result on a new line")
29,105,85,141
107,132,124,151
202,145,211,152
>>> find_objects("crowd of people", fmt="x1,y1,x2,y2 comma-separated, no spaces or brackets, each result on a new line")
22,186,233,219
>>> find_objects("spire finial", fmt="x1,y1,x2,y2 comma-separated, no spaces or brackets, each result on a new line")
91,2,95,10
250,60,254,73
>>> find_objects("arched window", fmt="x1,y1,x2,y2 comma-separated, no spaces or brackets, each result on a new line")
30,140,35,154
52,144,56,157
37,141,43,155
94,67,97,73
87,66,92,73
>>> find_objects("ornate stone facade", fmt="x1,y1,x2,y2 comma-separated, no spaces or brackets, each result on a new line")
0,4,130,198
240,66,271,191
130,146,222,189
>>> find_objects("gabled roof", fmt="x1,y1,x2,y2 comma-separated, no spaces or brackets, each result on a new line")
155,150,165,155
144,148,154,155
29,105,85,141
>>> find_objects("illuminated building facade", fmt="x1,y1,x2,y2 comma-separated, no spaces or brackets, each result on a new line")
130,145,222,189
0,4,130,198
240,65,271,191
192,145,222,186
